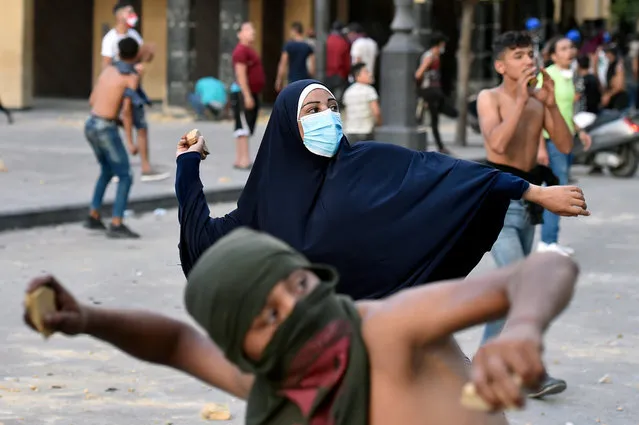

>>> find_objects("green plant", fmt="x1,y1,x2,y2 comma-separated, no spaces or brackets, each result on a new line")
610,0,639,23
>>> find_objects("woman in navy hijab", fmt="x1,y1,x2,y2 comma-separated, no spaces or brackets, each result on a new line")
175,80,588,299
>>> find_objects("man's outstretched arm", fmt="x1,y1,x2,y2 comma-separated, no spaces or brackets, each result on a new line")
24,276,254,400
371,252,578,347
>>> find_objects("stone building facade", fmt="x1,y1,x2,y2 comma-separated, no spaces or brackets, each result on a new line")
0,0,612,109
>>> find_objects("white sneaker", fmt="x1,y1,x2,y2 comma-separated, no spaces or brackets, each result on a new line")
558,244,575,255
536,242,573,257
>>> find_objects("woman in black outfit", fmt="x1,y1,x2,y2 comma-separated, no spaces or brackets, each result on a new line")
415,33,451,155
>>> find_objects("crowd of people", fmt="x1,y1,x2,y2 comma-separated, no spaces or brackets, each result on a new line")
28,3,635,423
27,70,588,423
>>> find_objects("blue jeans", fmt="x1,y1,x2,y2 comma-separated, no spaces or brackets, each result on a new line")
541,139,570,244
85,116,133,219
481,200,535,344
132,105,147,130
188,93,205,117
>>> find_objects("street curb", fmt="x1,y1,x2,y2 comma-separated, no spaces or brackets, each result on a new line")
0,155,486,233
0,186,243,233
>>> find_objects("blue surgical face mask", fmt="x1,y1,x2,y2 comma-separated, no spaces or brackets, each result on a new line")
299,109,343,157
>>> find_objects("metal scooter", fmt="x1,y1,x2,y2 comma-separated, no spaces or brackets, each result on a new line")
571,110,639,178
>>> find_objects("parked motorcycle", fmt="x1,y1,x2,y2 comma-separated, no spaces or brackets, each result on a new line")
571,110,639,178
466,98,639,178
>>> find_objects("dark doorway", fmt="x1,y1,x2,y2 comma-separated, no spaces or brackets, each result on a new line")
431,0,460,96
261,0,285,103
34,0,94,98
193,0,221,80
348,0,394,92
348,0,393,48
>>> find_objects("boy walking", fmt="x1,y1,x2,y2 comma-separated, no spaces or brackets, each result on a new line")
476,31,583,397
342,63,382,142
83,37,142,239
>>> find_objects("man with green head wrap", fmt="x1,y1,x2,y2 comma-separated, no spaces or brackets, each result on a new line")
24,227,579,424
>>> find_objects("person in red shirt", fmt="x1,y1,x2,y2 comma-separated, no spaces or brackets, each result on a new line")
231,22,266,170
325,21,351,104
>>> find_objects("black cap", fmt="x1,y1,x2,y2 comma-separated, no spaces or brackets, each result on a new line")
113,1,133,14
347,22,364,34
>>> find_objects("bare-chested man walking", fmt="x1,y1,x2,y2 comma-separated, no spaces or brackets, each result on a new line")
84,37,141,239
476,31,583,398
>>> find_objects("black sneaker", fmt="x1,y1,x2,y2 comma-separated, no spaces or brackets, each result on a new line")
528,375,567,399
106,224,140,239
83,216,107,231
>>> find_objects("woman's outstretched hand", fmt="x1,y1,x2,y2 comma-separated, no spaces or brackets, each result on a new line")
176,134,209,160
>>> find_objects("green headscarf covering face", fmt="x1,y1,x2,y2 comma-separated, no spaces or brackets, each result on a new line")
184,227,369,425
184,227,313,373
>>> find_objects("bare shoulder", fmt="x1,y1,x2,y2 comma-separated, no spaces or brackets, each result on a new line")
477,87,499,102
357,299,413,375
476,88,500,111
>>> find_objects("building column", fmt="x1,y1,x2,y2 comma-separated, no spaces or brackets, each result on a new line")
492,0,502,84
0,0,34,109
472,0,493,88
314,0,330,82
375,0,425,150
414,0,433,49
166,0,195,107
218,0,248,86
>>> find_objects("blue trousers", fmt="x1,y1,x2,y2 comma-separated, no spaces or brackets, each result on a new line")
85,116,133,218
481,200,535,343
541,139,570,244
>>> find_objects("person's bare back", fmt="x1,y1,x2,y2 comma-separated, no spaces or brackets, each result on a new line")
366,333,507,425
480,88,544,172
359,302,507,425
90,66,138,120
359,251,578,425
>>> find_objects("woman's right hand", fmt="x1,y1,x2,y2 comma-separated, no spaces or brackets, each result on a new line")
24,275,88,336
524,185,590,217
176,135,209,160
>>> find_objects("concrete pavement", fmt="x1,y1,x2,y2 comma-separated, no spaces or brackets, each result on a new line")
1,174,639,424
0,100,486,231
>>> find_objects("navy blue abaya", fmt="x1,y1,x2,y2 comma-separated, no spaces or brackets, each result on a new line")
175,80,529,299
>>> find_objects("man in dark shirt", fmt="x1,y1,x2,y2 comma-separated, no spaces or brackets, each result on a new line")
231,22,266,170
575,54,601,114
275,22,315,92
325,21,351,103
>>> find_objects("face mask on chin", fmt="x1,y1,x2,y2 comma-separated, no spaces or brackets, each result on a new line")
559,68,574,79
126,14,139,28
299,109,343,158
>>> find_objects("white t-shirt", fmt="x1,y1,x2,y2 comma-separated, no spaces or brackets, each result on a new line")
101,28,144,61
351,37,379,80
342,82,379,135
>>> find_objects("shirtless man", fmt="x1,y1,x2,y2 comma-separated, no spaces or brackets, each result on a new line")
24,226,579,424
83,37,141,239
101,1,168,182
476,31,581,397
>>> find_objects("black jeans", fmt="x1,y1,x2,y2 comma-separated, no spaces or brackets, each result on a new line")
419,87,445,150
